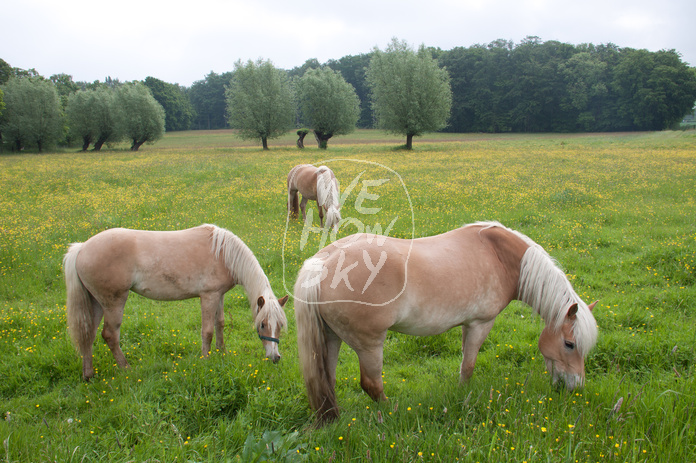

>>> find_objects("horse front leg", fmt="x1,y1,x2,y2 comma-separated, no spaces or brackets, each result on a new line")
318,206,325,228
460,320,495,384
214,294,225,351
199,293,222,356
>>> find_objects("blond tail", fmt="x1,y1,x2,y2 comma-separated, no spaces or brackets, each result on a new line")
294,257,339,424
63,243,94,359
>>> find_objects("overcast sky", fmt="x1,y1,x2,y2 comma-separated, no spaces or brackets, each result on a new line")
3,0,695,87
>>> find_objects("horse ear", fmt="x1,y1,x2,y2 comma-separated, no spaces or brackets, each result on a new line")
257,296,265,309
567,303,578,320
278,295,289,306
588,300,598,312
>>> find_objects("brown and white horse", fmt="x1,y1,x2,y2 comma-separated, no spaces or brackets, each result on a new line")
287,164,341,231
64,224,288,380
294,221,598,424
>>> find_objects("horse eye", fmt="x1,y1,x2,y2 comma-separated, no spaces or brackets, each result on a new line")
260,323,265,330
564,340,575,350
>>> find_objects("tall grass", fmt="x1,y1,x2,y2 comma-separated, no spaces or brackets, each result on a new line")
1,130,694,461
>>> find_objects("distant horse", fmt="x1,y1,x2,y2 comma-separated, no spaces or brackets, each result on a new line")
294,221,598,424
287,164,341,231
64,224,288,380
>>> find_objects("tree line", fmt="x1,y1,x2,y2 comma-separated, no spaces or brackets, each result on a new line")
1,37,695,152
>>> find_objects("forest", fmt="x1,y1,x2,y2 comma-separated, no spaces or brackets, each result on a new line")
1,37,696,151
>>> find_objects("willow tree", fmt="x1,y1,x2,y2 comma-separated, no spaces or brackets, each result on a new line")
366,38,452,149
115,82,165,151
0,76,63,152
296,67,360,149
225,59,295,150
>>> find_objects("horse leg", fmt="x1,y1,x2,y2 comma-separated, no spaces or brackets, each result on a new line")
214,294,225,351
325,329,342,391
300,197,308,222
356,342,388,402
459,320,496,384
199,293,220,356
82,299,104,380
318,206,325,228
100,298,130,369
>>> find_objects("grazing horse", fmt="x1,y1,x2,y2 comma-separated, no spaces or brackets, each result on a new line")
294,221,598,424
287,164,341,231
64,224,288,380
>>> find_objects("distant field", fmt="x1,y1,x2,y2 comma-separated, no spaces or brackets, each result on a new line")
1,130,694,462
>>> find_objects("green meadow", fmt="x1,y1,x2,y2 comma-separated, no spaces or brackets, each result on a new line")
1,130,695,462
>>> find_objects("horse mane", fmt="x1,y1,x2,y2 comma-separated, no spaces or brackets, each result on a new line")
472,221,597,356
316,166,339,209
204,224,287,330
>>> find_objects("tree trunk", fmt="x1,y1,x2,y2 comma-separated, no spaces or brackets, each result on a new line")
81,136,91,152
297,129,309,149
131,138,146,151
262,136,269,150
405,133,414,150
93,136,107,152
313,130,332,150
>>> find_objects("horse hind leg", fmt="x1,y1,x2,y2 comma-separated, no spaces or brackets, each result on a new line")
82,297,104,380
100,296,130,370
288,189,299,218
356,344,388,402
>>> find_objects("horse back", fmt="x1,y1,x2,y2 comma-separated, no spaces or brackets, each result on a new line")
76,226,232,302
315,224,529,337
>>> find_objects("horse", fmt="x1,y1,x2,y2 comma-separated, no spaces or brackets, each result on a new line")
63,224,288,380
287,164,341,232
294,221,598,424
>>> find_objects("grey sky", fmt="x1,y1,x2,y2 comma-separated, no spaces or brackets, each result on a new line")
2,0,694,87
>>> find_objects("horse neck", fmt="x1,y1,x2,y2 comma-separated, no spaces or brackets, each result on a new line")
316,169,338,209
516,245,579,330
211,227,272,309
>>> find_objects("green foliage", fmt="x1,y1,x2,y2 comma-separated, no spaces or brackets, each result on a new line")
0,76,64,152
189,71,232,130
367,38,452,148
143,76,195,131
115,82,166,151
226,59,295,150
240,431,306,462
66,87,121,151
295,67,360,149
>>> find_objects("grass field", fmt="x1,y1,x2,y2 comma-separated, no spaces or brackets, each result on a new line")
1,130,695,462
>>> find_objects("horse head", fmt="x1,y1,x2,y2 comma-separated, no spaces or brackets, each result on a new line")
256,295,289,363
325,205,341,233
538,301,597,390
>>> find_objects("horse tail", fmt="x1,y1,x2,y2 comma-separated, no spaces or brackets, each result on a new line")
287,167,300,218
294,257,339,423
63,243,94,359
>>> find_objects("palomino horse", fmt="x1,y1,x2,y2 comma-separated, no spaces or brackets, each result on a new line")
287,164,341,231
64,224,288,380
294,221,598,424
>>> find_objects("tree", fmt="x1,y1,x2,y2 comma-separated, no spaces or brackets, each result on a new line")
366,38,452,149
296,67,360,149
225,59,295,150
189,71,232,130
67,87,121,151
143,76,195,131
327,53,373,128
0,77,64,152
115,82,165,151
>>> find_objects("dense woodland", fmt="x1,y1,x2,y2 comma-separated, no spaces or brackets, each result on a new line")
1,37,696,151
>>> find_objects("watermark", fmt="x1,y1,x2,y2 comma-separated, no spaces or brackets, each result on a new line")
282,159,414,305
